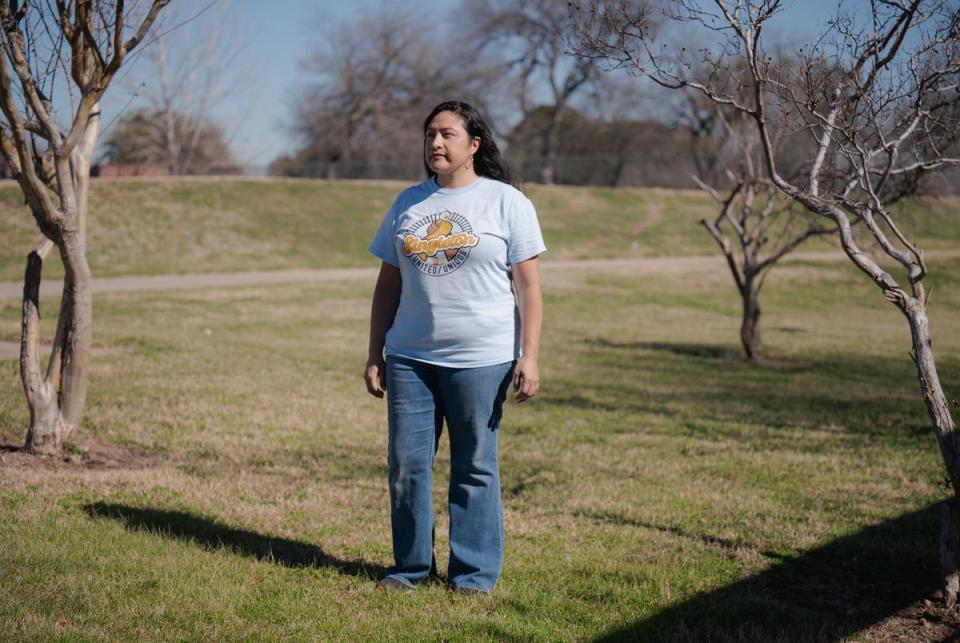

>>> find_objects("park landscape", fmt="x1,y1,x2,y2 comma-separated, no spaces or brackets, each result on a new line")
1,1,960,641
1,178,960,641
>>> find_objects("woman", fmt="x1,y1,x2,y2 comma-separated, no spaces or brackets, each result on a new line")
364,100,545,594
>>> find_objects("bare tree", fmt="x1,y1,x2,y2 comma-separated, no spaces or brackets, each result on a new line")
277,6,495,180
574,0,960,604
464,0,600,184
100,107,239,174
685,92,834,360
0,1,169,454
114,1,242,174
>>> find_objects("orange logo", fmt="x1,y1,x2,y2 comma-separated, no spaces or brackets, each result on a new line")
400,211,478,276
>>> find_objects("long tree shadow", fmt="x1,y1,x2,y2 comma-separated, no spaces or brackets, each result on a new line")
83,502,388,579
594,502,957,642
594,340,741,362
556,338,956,445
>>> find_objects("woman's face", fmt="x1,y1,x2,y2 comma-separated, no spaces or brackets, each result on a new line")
424,111,480,177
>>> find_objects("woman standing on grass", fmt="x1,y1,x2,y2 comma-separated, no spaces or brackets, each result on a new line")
364,100,545,595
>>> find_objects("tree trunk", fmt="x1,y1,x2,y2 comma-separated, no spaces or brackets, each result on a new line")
21,229,91,455
20,244,63,453
740,279,764,361
903,299,960,606
541,163,555,186
942,499,960,609
610,151,627,187
540,108,564,185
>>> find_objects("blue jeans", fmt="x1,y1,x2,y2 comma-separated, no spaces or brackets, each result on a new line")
384,355,515,592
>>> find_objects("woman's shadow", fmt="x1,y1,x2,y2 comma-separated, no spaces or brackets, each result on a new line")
82,502,388,578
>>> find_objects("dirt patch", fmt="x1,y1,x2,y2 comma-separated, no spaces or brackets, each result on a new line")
0,437,178,471
860,595,960,641
0,266,379,300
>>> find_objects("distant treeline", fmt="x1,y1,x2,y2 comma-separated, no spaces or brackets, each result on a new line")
269,107,698,189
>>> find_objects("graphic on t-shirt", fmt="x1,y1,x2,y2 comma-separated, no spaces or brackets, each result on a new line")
400,210,478,275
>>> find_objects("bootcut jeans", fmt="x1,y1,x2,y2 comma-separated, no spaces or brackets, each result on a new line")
383,355,515,593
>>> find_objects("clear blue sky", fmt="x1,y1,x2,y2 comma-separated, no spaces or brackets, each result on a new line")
98,0,852,171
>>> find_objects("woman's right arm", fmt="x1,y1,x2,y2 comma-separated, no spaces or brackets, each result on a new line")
365,261,402,398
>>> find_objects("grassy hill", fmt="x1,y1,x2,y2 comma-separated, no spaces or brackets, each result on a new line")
3,177,958,282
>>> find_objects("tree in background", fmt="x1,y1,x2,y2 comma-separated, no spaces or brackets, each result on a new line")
274,6,495,180
575,0,960,603
102,1,242,174
507,104,694,186
464,0,600,184
683,79,834,361
0,1,169,454
100,108,239,174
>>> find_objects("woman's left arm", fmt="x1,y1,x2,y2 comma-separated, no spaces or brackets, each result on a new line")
512,256,543,403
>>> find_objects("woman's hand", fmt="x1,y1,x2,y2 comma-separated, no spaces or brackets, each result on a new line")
365,355,387,398
512,354,539,403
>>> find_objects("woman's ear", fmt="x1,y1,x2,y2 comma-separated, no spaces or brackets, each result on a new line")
472,137,481,154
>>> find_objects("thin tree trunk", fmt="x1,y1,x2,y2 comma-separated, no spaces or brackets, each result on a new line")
610,151,627,187
540,108,563,185
540,158,555,185
741,285,763,361
942,500,960,608
903,299,960,606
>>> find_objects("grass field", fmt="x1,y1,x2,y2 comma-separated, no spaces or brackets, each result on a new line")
1,179,959,640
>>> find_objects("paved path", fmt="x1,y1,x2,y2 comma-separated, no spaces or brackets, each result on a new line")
0,250,878,300
3,250,957,360
3,248,958,300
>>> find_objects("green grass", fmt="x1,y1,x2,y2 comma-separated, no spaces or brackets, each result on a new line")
2,207,958,643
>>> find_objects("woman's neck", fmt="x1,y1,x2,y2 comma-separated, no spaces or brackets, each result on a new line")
435,167,480,189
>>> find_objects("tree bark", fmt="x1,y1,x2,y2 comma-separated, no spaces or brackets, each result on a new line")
56,231,92,431
942,499,960,609
741,284,763,361
903,299,960,606
539,107,564,185
20,242,64,454
21,228,91,455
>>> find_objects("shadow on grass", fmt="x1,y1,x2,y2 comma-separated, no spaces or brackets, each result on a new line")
551,338,949,444
593,340,740,362
581,509,788,562
82,502,387,579
593,502,945,642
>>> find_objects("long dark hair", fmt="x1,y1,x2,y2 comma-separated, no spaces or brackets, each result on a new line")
423,101,517,187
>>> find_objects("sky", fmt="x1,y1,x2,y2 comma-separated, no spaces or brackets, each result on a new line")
96,0,858,172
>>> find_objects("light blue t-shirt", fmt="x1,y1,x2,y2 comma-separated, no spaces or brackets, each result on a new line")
369,176,547,368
